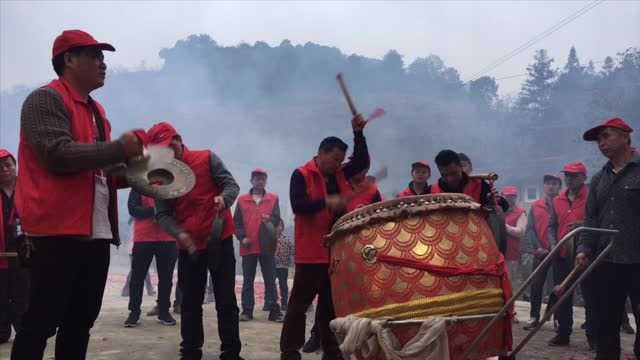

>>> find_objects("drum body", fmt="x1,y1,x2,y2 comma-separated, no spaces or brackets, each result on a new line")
328,194,510,359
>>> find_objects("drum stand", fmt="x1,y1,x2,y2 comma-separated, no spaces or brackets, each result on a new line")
460,226,619,360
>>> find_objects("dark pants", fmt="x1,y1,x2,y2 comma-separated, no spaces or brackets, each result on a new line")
280,264,340,360
178,238,241,360
241,253,278,315
0,259,30,342
123,254,154,295
592,262,640,360
580,273,598,344
550,256,573,337
275,267,289,311
529,255,552,320
128,241,177,313
11,237,110,360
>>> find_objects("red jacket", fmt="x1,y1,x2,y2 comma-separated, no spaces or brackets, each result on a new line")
174,149,235,250
505,207,526,261
347,182,381,212
16,79,119,239
294,159,351,264
236,192,278,256
431,178,483,203
132,195,175,243
552,185,589,257
530,198,552,250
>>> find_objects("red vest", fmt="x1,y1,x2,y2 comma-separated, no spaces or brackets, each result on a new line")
237,192,278,256
397,182,429,198
132,195,175,243
430,178,483,203
531,198,552,250
505,207,525,261
347,182,381,212
294,159,352,264
16,79,116,237
174,149,235,250
553,185,589,257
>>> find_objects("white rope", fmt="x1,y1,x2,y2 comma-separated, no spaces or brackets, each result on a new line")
331,315,450,360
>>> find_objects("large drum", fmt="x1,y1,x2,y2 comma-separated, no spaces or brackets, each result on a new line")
327,193,512,359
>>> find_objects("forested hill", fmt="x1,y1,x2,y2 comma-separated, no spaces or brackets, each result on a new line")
1,34,638,215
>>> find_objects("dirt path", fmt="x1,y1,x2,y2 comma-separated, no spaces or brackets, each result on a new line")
0,269,636,359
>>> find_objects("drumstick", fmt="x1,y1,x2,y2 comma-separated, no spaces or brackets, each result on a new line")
469,173,499,182
0,252,18,258
336,73,358,116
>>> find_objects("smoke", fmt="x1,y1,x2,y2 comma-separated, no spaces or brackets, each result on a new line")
1,35,638,227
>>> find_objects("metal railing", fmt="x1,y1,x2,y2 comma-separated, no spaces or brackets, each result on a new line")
460,226,618,360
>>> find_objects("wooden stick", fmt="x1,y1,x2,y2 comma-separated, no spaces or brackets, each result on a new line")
336,73,358,116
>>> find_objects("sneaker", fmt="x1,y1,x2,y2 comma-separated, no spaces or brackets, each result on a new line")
548,335,570,347
302,333,321,353
268,311,283,322
146,305,159,317
239,313,253,322
621,321,635,334
523,319,540,331
158,311,177,326
124,311,141,328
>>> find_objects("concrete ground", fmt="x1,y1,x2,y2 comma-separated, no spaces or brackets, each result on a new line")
0,268,637,360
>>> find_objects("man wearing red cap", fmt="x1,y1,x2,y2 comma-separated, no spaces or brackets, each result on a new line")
149,122,243,360
0,149,29,345
502,186,527,315
234,169,283,323
281,114,369,360
397,161,431,197
11,30,143,359
545,161,589,347
522,174,562,331
577,117,639,359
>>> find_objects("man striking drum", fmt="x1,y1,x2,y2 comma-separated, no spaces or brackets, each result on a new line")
280,113,369,360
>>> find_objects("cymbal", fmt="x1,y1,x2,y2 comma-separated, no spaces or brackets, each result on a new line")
126,146,195,200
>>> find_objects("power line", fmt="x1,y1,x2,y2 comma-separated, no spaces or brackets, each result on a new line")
490,59,607,82
470,0,605,81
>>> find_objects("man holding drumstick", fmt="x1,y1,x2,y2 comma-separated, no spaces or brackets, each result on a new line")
280,113,369,360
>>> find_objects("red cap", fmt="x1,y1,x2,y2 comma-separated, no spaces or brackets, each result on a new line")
543,173,562,182
562,161,587,175
147,122,179,146
502,186,518,196
411,161,431,171
251,168,268,177
583,117,633,141
0,149,15,162
52,30,115,58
